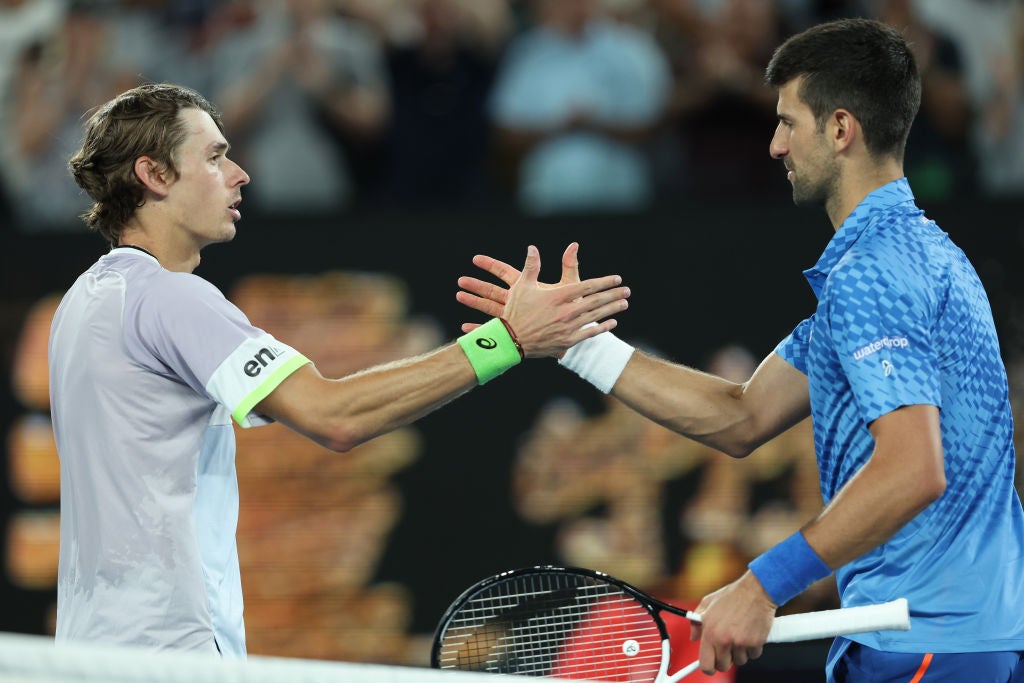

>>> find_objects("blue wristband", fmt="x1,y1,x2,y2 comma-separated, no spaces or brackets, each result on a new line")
748,531,831,607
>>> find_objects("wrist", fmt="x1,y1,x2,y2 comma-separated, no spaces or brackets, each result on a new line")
748,531,832,608
457,318,523,385
558,329,634,393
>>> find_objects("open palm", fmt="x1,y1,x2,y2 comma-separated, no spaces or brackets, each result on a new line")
457,242,584,333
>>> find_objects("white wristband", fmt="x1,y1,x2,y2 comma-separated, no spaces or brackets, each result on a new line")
558,331,635,393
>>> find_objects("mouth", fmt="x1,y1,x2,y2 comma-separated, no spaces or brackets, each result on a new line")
228,198,242,222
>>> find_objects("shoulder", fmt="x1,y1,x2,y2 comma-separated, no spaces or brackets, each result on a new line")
827,216,949,314
135,269,228,308
127,267,247,333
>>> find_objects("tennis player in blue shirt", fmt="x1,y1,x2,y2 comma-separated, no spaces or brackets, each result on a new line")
457,18,1024,682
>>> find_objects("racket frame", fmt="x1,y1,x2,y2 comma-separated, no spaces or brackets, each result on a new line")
430,565,694,677
431,565,910,682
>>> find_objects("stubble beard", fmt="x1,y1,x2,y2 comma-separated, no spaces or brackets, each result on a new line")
791,159,839,210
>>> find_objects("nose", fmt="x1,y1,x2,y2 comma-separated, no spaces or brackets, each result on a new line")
228,158,250,186
769,124,787,160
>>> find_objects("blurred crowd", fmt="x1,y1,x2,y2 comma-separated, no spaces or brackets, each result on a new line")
0,0,1021,232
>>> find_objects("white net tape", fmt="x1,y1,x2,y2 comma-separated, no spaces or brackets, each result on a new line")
0,632,529,683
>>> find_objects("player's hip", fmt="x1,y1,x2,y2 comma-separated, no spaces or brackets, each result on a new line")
827,637,1024,682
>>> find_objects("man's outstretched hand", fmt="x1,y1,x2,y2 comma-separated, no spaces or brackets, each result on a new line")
456,243,628,358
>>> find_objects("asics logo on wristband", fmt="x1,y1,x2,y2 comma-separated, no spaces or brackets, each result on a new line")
476,338,497,350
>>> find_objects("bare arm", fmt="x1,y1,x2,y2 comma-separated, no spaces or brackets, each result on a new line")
457,249,811,455
611,350,809,457
256,345,475,452
804,403,945,567
692,403,945,674
257,245,629,452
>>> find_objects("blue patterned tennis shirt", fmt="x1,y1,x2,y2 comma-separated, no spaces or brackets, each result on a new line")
776,178,1024,652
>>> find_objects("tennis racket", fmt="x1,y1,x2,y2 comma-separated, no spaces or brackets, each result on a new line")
431,566,909,682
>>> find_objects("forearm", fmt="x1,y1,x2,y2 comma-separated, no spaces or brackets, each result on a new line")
272,344,478,452
317,344,477,450
561,339,808,457
613,351,758,456
804,441,944,570
749,405,945,607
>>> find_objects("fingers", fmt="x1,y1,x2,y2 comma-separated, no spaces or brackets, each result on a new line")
575,286,631,319
699,635,728,675
559,242,581,285
518,244,541,285
471,254,521,287
460,323,481,333
457,276,510,306
559,273,624,302
699,644,761,675
455,290,505,319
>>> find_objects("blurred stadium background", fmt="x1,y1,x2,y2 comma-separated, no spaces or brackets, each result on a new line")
3,0,1024,680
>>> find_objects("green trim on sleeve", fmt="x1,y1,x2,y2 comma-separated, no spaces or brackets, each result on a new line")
232,355,311,427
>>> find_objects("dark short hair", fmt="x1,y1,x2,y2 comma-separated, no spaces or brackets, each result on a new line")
68,83,224,247
765,18,921,161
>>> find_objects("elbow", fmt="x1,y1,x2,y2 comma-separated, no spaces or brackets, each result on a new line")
316,420,366,454
719,440,756,459
902,462,946,515
921,468,947,506
716,426,769,459
322,437,356,454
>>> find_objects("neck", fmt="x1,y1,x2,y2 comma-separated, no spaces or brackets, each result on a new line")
119,243,157,259
826,161,904,231
117,231,201,273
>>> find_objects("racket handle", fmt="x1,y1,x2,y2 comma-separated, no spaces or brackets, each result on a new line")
766,598,910,643
672,599,909,682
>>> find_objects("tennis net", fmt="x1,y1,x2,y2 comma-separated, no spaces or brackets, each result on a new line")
0,631,534,683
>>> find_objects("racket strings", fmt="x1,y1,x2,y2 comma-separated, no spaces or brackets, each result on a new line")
437,572,664,681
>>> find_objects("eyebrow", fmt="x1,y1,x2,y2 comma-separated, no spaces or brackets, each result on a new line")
208,141,230,155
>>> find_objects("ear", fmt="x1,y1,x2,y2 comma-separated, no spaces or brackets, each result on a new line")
134,156,173,198
829,109,858,154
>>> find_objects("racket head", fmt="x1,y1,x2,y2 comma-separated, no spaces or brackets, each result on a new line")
431,566,669,681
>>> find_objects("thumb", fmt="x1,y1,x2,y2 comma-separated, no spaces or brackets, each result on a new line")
519,244,541,285
560,242,581,284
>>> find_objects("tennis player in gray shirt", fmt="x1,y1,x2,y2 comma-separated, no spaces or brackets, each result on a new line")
49,83,630,656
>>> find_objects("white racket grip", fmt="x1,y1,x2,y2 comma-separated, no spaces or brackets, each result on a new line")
766,598,910,643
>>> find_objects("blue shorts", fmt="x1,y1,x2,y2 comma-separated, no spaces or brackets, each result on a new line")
827,638,1024,682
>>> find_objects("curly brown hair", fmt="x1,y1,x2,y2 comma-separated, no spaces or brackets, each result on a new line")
68,83,224,247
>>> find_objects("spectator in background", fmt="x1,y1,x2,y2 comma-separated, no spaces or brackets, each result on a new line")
378,0,511,207
655,0,787,200
877,0,974,200
489,0,671,215
910,0,1017,197
974,4,1024,196
0,0,67,227
0,0,65,111
208,0,390,215
775,0,872,31
1,2,165,232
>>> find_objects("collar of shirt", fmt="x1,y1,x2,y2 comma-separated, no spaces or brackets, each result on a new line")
802,177,916,298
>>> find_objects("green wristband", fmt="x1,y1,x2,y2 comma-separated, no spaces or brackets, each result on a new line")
458,318,523,385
